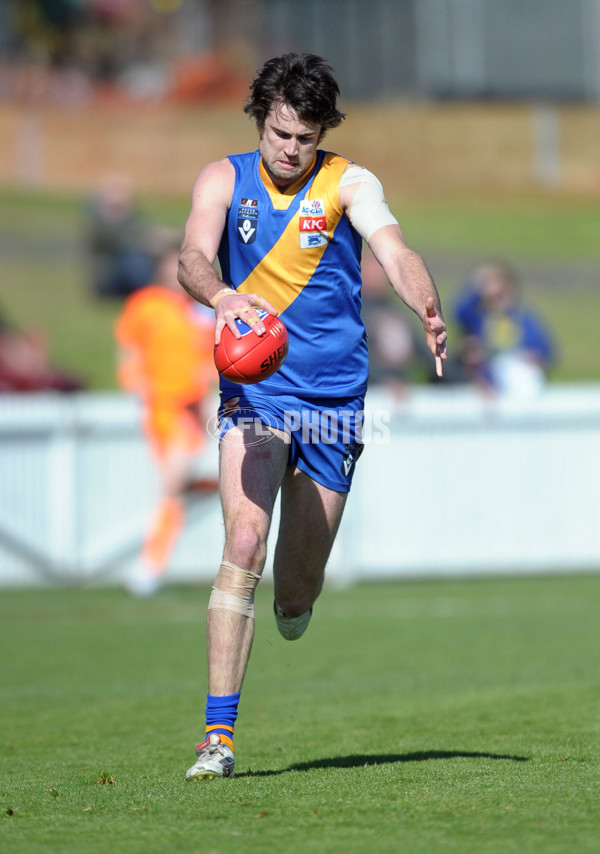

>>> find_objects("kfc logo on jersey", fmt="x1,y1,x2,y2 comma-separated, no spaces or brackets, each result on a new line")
299,215,327,232
299,199,328,249
237,198,258,244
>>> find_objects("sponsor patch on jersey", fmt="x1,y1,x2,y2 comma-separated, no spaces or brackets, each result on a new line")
300,199,325,217
300,232,329,249
299,199,328,249
237,198,258,244
299,215,327,232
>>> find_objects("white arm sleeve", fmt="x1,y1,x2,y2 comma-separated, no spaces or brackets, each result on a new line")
340,165,399,241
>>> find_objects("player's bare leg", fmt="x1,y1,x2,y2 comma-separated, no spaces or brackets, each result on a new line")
186,422,290,780
208,423,289,694
272,468,347,637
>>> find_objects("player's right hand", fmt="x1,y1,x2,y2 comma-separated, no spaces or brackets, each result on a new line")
213,291,278,344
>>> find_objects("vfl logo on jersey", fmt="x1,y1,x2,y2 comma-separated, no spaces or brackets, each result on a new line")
237,198,258,244
299,198,328,249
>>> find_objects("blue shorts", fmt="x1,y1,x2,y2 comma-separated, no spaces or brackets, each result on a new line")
218,389,365,493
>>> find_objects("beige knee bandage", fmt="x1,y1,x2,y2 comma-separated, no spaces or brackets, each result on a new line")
208,560,261,618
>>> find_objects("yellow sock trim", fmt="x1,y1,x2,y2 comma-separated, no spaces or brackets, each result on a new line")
205,725,234,752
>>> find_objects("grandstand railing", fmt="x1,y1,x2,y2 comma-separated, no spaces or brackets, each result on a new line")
1,385,599,587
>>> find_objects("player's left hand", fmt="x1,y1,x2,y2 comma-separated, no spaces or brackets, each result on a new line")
423,296,447,378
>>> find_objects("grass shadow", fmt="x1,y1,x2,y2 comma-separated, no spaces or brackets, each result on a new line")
237,749,529,778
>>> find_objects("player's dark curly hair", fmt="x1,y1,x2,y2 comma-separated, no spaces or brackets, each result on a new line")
244,53,346,135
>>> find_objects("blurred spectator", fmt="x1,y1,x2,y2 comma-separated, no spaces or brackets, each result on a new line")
0,306,85,393
85,173,154,298
453,261,556,397
361,248,418,396
115,239,216,596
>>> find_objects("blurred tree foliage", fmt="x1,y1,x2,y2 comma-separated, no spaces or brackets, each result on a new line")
7,0,176,81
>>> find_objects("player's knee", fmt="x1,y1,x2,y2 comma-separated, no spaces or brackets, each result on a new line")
275,591,315,618
208,560,261,618
275,576,324,617
276,599,304,618
225,523,267,572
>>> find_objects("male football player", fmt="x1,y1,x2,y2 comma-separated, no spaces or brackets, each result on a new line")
178,52,447,779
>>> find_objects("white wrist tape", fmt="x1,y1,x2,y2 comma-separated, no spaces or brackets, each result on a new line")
208,560,261,618
340,165,399,241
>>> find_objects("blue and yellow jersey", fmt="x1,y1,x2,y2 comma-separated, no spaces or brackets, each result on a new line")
217,149,368,398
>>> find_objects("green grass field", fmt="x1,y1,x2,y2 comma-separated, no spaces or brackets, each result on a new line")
1,188,600,389
1,575,599,854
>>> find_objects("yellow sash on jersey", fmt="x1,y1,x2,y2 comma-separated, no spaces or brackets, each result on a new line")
237,153,350,314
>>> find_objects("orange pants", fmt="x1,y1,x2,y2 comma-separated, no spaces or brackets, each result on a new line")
141,401,205,575
144,400,205,461
142,496,184,576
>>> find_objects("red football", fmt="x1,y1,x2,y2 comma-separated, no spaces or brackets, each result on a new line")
214,309,288,384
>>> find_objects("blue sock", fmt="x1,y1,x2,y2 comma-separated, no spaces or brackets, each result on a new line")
205,692,240,751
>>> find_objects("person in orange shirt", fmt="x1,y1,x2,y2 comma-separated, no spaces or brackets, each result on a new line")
116,240,216,596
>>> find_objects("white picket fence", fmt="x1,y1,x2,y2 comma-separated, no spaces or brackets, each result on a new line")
1,384,600,588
